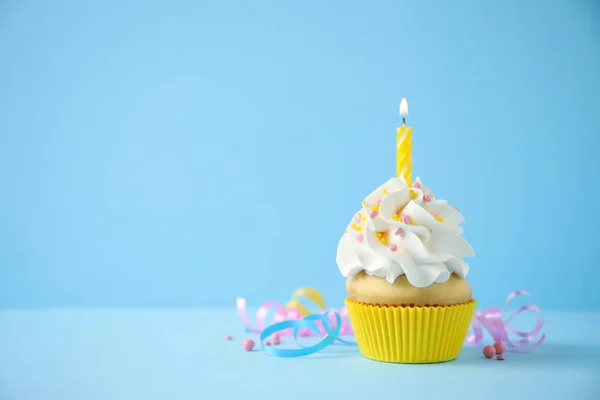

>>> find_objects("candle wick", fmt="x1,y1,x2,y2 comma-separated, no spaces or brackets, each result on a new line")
402,117,406,125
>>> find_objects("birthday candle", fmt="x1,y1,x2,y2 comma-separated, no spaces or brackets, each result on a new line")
396,98,412,186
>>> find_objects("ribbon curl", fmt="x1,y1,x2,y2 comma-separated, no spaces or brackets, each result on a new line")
466,289,546,352
237,288,545,357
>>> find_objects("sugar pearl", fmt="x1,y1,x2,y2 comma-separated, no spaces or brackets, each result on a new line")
423,194,432,202
356,233,364,242
402,215,412,224
493,342,506,355
389,244,398,251
243,339,255,351
263,340,271,346
483,345,496,359
413,182,422,189
225,335,233,341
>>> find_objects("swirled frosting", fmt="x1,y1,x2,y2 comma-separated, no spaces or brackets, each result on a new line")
336,177,474,288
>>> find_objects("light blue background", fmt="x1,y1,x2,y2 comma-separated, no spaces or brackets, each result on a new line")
0,0,598,310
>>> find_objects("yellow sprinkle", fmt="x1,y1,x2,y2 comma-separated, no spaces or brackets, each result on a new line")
345,229,348,233
362,201,366,205
382,189,388,194
391,214,398,220
409,189,418,199
351,223,356,229
435,215,444,223
356,226,362,231
379,238,387,244
362,216,366,221
376,232,382,238
371,205,380,211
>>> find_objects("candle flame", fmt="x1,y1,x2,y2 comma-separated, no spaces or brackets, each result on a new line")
399,98,409,116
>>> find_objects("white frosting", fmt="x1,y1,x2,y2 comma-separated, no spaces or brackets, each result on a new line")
336,177,474,288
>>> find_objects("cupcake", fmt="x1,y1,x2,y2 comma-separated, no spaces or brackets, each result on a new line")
336,177,476,363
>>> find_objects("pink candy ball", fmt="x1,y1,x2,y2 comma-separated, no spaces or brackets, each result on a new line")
494,341,506,355
423,194,432,202
483,345,496,359
225,335,232,341
263,340,271,346
243,339,255,351
272,332,281,345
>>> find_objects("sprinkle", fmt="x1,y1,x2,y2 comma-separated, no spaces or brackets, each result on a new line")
362,216,366,221
371,204,380,211
423,194,432,202
455,207,460,211
356,233,364,242
351,223,357,229
391,214,398,220
225,335,232,341
382,189,388,194
434,215,444,223
362,201,366,205
394,228,405,237
413,182,422,189
402,215,412,224
263,340,271,346
493,342,506,355
345,229,348,233
370,210,379,218
483,345,496,359
496,354,505,360
272,333,281,342
376,232,382,238
243,339,255,351
409,189,418,199
389,244,397,251
356,225,362,231
273,338,281,345
354,214,361,223
379,237,386,244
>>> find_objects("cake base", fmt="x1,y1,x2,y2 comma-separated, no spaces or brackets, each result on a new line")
345,298,477,364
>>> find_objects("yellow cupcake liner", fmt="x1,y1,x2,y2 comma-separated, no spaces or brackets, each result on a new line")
345,298,477,364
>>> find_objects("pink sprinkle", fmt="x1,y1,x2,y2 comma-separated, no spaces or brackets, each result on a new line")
401,215,412,224
394,228,405,237
389,244,397,251
413,182,422,189
483,345,496,359
494,342,506,355
375,199,382,205
273,339,281,345
423,194,432,202
263,340,271,346
370,210,379,218
354,214,361,223
272,333,280,341
455,207,460,211
225,335,232,341
356,233,364,242
243,339,254,351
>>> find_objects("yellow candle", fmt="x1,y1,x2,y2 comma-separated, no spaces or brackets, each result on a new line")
396,98,412,186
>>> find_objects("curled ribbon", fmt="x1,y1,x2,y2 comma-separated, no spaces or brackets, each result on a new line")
237,288,545,357
466,289,546,352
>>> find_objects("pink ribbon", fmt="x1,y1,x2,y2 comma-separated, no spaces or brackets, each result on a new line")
236,297,353,337
466,289,546,352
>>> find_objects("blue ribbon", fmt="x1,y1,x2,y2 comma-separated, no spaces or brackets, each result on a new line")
259,312,356,357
